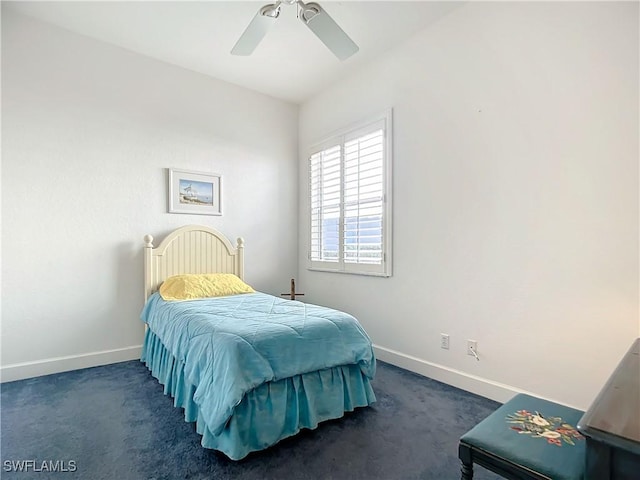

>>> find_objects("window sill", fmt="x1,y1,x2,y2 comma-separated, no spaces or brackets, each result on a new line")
307,266,391,278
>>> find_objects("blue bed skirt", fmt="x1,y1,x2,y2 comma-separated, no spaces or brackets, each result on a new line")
141,329,377,460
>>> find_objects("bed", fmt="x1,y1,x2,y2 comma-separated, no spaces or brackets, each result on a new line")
140,225,377,460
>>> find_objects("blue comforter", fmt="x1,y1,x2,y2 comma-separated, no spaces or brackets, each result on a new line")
140,292,376,436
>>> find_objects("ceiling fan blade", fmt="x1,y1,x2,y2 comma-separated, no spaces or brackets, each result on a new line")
298,2,358,61
231,3,281,56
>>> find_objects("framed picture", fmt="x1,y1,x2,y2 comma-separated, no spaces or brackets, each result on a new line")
168,168,222,216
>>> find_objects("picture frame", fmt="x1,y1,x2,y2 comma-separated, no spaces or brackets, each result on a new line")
168,168,222,216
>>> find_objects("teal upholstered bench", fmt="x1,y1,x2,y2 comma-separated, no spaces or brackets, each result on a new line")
459,394,586,480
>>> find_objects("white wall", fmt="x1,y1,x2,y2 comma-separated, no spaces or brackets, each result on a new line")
1,11,299,380
298,2,639,410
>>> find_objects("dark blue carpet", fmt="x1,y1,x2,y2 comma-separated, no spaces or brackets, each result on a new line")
1,360,501,479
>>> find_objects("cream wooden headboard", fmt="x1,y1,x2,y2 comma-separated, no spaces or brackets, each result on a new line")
143,225,245,301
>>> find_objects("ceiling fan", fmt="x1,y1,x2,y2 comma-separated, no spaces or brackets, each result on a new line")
231,0,359,61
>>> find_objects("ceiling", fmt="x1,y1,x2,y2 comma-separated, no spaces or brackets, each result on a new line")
4,1,461,104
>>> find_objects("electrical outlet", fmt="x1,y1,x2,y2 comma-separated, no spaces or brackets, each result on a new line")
467,340,478,356
440,333,450,350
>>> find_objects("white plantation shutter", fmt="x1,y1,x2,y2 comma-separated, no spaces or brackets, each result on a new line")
344,129,384,266
310,145,341,262
308,112,392,276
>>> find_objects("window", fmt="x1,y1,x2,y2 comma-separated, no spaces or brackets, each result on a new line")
308,111,392,276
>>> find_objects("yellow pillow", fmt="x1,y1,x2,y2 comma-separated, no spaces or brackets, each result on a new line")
159,273,254,301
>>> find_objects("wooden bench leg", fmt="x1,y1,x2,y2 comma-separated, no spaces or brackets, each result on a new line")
459,442,474,479
461,461,473,480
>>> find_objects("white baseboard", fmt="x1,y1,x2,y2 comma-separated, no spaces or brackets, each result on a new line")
373,344,521,404
1,345,142,383
1,343,573,407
